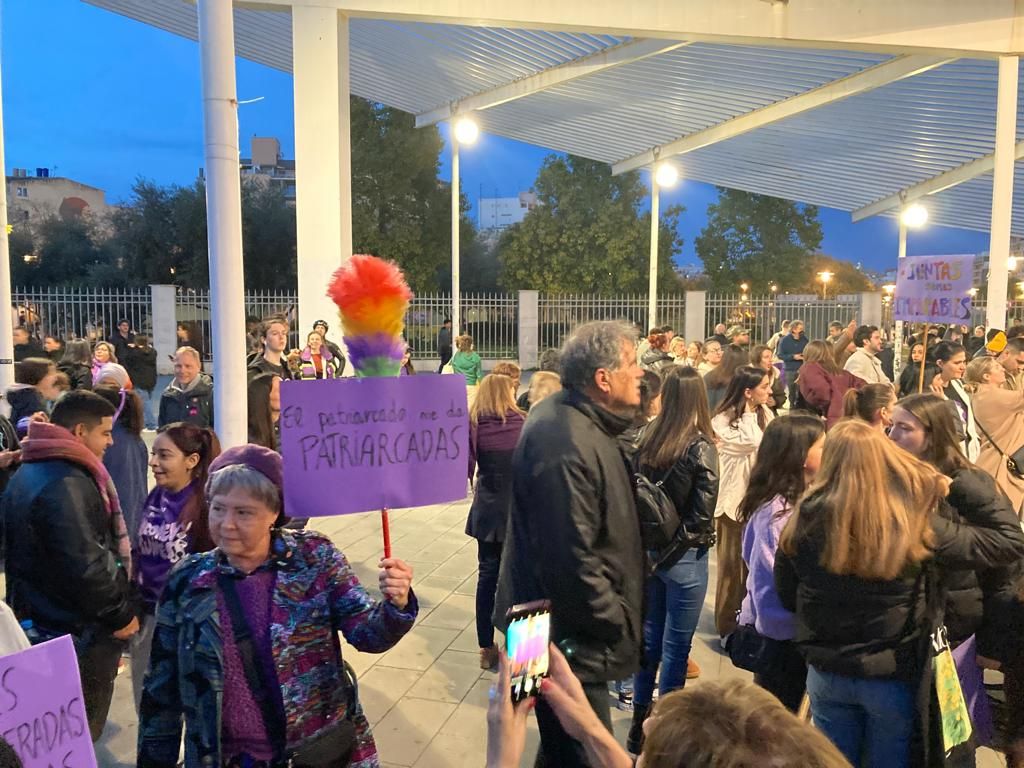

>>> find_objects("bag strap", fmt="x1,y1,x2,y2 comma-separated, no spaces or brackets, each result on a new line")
972,413,1008,459
218,573,288,754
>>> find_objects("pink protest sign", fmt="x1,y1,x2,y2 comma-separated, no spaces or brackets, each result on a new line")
279,375,470,516
0,635,96,768
894,254,975,324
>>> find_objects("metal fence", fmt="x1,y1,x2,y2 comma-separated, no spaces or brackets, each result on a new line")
13,286,151,343
704,293,863,345
538,294,687,351
406,293,519,361
175,288,302,361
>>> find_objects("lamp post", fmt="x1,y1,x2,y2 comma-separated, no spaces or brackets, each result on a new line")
450,115,478,336
648,162,679,330
817,271,833,300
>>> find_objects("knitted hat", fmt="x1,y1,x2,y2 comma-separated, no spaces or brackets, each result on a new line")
95,363,132,390
209,444,287,526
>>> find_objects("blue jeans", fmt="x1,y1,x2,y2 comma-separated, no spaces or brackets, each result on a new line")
633,547,709,706
806,666,915,768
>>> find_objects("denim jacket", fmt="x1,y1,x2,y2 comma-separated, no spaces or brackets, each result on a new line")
138,530,417,768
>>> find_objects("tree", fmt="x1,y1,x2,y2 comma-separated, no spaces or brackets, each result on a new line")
13,214,114,286
350,98,478,293
497,155,683,293
800,254,873,297
241,180,296,290
695,188,822,293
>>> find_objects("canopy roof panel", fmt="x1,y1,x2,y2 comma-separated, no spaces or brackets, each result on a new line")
83,0,1024,236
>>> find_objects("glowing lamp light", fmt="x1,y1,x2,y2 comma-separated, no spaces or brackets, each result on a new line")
453,116,479,145
900,203,929,229
1009,256,1019,271
883,283,895,295
654,163,679,188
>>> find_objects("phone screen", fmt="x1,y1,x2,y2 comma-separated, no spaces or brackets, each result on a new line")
506,603,551,702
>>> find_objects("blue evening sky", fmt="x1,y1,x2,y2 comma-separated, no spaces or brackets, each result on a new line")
3,0,992,274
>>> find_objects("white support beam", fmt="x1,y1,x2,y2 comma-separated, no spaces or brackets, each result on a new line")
852,140,1024,222
415,39,690,128
987,55,1018,331
235,0,1024,58
613,54,952,175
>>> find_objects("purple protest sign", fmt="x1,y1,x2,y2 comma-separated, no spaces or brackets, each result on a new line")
279,374,470,516
894,254,975,324
0,635,96,768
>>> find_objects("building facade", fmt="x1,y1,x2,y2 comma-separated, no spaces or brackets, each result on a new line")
6,169,108,224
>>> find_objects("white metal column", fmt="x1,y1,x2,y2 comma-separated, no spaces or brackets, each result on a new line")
894,221,907,373
197,0,247,448
451,131,461,335
0,3,12,395
987,55,1019,331
293,7,345,340
648,180,659,331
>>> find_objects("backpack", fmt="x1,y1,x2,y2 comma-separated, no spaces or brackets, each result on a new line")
632,460,681,565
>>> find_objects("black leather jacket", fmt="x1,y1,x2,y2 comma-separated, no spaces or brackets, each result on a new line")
641,436,719,568
2,459,134,635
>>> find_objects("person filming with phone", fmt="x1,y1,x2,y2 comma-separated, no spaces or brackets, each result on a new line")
495,321,645,767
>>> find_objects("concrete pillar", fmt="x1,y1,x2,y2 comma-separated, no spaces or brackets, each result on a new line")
860,292,883,328
648,182,659,330
197,0,247,448
518,290,539,370
894,221,907,374
451,135,461,336
292,7,346,342
684,291,706,345
987,55,1019,331
150,285,178,376
0,23,13,394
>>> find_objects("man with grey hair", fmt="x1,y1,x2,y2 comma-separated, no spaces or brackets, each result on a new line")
495,320,645,767
158,346,214,428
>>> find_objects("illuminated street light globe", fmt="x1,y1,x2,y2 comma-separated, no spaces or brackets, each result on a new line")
654,163,679,188
901,203,929,229
453,116,479,145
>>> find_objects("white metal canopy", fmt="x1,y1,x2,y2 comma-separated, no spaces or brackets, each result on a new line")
84,0,1024,236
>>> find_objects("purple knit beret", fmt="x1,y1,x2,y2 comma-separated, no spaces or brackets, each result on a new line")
209,444,286,524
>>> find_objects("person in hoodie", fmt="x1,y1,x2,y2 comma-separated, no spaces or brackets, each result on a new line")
123,334,159,429
158,347,214,429
130,422,220,712
466,374,525,672
7,358,61,436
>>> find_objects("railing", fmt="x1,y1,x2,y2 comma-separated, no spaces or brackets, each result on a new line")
538,294,686,351
968,299,1024,330
704,293,862,345
175,288,302,361
13,286,151,343
406,293,519,361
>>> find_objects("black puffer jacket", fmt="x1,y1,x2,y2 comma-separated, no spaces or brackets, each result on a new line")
494,389,644,683
640,349,674,373
123,345,158,391
1,459,135,635
775,492,1024,682
640,435,719,568
57,362,92,391
5,384,46,427
938,467,1016,644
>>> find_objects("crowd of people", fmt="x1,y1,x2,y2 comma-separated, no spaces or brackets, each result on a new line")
2,310,1024,768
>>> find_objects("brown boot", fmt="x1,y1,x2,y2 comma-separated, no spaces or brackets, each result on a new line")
479,645,499,671
687,658,701,679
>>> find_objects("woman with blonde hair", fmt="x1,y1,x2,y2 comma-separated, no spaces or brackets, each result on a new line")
451,334,482,385
668,336,687,364
776,420,1024,767
966,354,1024,516
684,340,703,368
526,371,561,410
91,340,118,385
466,374,525,671
841,383,896,431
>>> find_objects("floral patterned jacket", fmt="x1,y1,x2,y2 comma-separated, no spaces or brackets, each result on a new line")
137,530,417,768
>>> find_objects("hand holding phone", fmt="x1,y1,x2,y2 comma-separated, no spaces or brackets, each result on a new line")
506,600,551,702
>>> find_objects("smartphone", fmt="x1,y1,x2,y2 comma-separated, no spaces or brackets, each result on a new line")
506,600,551,702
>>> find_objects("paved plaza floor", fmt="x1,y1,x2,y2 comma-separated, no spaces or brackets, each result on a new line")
95,495,1007,767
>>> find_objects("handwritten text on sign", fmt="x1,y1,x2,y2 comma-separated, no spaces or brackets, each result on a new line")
894,254,975,324
280,375,470,516
0,635,96,768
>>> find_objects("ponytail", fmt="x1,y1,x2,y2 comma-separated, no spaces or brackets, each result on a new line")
843,384,894,424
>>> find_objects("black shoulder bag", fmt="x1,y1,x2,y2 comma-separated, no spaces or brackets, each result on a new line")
632,461,680,557
973,415,1024,479
218,573,358,768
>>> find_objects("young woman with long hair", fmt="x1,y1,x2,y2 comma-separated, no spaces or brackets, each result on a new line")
797,339,863,427
711,365,774,643
641,332,674,373
930,340,979,461
734,414,825,711
466,374,525,671
898,342,938,398
131,422,221,712
685,340,703,368
91,341,118,385
703,343,750,413
58,339,93,391
776,420,1024,767
750,343,787,412
94,386,149,547
627,366,720,752
965,355,1024,515
841,383,896,431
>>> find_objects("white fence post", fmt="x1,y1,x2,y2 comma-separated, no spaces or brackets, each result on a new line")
685,291,706,343
860,292,883,328
150,285,178,376
519,290,539,370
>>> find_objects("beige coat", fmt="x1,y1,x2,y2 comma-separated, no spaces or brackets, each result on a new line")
971,385,1024,517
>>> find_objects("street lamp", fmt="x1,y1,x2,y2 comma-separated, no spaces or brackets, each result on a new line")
818,270,834,299
450,114,480,337
900,203,929,229
883,283,895,296
1010,256,1019,271
654,162,679,188
453,115,479,145
647,162,680,329
769,283,778,293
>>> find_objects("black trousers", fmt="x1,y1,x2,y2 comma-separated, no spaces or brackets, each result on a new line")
437,350,452,373
534,679,613,767
73,632,124,742
475,540,502,648
753,640,807,712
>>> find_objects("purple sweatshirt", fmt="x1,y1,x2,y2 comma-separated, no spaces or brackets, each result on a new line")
133,483,196,608
737,495,797,641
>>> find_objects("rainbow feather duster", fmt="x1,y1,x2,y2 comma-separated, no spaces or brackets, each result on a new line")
327,254,413,378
